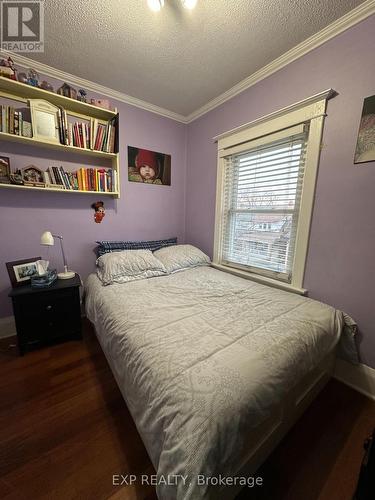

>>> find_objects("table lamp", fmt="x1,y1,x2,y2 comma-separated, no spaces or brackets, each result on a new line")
40,231,75,280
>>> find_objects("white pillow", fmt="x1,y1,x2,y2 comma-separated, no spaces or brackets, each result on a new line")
96,249,167,285
153,244,210,274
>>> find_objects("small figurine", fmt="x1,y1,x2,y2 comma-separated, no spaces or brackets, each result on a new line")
77,89,87,102
90,98,112,110
91,201,105,223
17,72,28,84
0,57,17,80
27,69,39,87
57,82,77,99
40,80,54,92
8,57,17,80
10,169,24,185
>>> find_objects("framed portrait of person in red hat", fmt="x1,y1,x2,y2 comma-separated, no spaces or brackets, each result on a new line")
128,146,171,185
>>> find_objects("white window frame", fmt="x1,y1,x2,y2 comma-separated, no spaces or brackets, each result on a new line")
212,89,336,295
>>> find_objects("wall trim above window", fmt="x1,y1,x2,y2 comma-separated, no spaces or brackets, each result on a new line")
213,90,337,293
213,89,337,147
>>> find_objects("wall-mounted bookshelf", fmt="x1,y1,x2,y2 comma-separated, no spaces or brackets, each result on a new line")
0,76,120,198
0,76,117,120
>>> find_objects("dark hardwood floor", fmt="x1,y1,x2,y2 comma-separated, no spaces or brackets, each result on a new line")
0,320,374,500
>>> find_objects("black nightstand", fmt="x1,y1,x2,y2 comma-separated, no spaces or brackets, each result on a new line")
8,274,82,355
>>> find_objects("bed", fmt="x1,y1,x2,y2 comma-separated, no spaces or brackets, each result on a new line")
85,255,357,500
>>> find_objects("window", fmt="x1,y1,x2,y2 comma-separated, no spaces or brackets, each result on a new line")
222,126,307,282
213,90,334,293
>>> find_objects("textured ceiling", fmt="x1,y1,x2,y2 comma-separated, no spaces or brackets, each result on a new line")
27,0,365,115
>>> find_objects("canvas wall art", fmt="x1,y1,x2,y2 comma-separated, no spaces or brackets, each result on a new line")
354,95,375,164
128,146,171,185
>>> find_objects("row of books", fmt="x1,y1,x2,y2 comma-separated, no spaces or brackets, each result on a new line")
0,105,32,137
58,110,117,153
45,166,117,192
0,104,118,154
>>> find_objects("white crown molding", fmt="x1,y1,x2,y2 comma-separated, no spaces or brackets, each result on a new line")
0,50,187,123
1,1,374,124
334,359,375,401
213,88,336,142
185,0,375,123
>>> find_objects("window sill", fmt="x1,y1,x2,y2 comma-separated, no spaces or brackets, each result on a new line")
211,262,307,296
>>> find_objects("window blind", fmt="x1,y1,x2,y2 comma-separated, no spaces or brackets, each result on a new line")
221,126,308,282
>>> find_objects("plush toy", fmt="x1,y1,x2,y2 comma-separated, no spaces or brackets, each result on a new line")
91,201,105,223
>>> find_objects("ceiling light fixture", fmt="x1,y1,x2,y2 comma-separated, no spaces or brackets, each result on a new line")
181,0,197,9
147,0,164,12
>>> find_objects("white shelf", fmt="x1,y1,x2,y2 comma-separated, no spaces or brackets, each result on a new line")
0,76,121,199
0,76,117,120
0,131,117,159
0,182,119,198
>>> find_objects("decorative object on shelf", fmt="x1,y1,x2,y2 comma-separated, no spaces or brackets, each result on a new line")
77,89,87,102
354,95,375,164
91,201,105,223
90,98,111,110
128,146,171,185
6,257,41,288
0,57,17,80
27,69,39,87
40,80,54,92
22,165,45,187
0,156,11,184
29,98,60,144
10,169,24,185
17,72,28,84
57,82,77,99
40,231,76,280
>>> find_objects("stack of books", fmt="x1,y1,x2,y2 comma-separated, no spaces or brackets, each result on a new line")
0,105,32,137
77,167,115,192
44,166,116,192
58,109,117,153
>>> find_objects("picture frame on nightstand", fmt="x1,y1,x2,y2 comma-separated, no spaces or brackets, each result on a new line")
6,257,41,288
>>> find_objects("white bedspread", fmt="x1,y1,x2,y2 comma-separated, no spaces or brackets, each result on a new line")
85,266,357,499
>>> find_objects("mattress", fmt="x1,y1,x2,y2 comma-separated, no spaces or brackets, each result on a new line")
85,266,357,499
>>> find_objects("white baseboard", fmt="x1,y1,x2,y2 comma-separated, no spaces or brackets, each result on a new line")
334,359,375,401
0,316,16,339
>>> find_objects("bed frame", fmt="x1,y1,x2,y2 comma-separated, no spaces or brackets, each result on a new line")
227,348,336,497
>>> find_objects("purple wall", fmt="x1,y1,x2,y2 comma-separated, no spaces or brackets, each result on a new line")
1,16,374,368
185,16,375,368
0,84,187,317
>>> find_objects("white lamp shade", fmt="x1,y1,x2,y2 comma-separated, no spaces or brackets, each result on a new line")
41,231,54,246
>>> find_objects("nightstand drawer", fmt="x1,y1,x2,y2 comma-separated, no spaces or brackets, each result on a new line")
18,290,80,335
19,289,76,320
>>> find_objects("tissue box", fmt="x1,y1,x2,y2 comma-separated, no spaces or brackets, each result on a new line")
31,269,58,288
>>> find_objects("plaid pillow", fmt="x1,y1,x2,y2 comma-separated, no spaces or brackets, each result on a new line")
96,238,177,257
